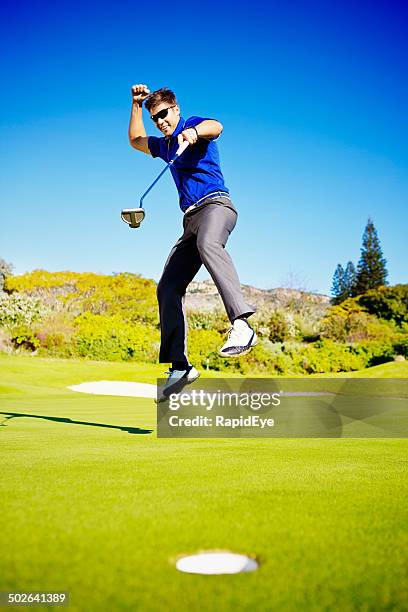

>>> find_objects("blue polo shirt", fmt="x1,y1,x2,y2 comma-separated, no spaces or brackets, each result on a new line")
148,116,229,212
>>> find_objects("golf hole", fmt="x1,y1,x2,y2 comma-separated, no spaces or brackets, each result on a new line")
175,551,259,575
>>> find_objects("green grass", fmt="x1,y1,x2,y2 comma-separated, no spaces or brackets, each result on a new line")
1,354,407,611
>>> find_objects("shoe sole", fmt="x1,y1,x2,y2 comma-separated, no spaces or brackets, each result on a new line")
218,337,259,359
155,371,201,403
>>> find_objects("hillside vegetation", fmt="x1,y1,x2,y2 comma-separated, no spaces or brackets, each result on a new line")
0,270,407,374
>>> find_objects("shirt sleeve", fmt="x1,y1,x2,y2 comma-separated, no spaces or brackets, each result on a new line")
185,116,220,140
148,136,165,159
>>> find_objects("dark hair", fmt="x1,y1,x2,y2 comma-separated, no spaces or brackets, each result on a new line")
144,87,178,112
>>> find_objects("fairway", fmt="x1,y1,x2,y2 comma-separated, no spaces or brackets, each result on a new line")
1,354,407,611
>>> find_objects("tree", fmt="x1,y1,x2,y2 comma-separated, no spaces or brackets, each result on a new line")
331,264,347,304
344,261,357,297
268,310,290,342
357,284,408,326
0,257,13,291
354,218,388,295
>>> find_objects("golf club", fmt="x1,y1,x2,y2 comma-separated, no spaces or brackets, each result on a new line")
121,140,190,228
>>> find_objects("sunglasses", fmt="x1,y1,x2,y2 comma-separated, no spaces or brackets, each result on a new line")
150,105,176,122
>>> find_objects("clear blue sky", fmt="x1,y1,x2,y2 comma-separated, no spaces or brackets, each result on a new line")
1,0,407,295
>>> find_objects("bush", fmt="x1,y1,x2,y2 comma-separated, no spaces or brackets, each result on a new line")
357,284,408,325
10,326,40,352
268,310,294,342
5,270,159,325
321,299,400,344
321,299,363,341
352,340,396,367
187,328,228,371
34,312,76,357
4,270,406,374
239,340,290,375
71,313,160,362
284,339,361,373
0,293,48,328
393,336,408,358
187,308,229,332
292,313,321,342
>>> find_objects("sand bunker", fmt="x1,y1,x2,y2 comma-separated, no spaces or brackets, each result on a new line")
67,381,156,398
67,382,335,400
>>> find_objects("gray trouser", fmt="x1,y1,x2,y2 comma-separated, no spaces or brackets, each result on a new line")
157,197,255,363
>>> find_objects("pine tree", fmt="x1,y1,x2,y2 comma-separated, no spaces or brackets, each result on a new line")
354,218,388,295
331,264,347,304
344,261,356,297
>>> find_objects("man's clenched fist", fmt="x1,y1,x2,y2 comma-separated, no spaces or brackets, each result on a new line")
177,127,199,147
131,84,150,106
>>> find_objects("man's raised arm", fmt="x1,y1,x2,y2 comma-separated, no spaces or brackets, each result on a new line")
128,84,151,155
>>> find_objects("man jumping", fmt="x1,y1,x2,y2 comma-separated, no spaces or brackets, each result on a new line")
128,84,257,396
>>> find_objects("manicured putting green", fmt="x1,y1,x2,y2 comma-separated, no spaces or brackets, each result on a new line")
1,354,407,611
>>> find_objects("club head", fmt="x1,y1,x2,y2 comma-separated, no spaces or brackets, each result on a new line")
121,208,145,229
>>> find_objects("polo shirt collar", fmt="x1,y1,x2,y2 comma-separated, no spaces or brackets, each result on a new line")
168,116,185,140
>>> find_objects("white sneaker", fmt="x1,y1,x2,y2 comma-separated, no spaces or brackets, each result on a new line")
219,318,258,358
156,366,200,403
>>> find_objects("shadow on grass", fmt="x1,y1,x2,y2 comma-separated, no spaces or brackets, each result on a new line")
0,411,153,435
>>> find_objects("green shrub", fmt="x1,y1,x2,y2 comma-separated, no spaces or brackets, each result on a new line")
352,340,395,367
71,313,159,362
187,328,227,371
5,270,406,374
5,271,159,325
321,300,364,342
357,284,408,325
187,309,229,332
285,339,365,373
34,312,76,357
268,310,294,342
321,299,400,344
292,313,321,342
0,293,48,328
10,326,40,352
239,340,289,375
393,336,408,358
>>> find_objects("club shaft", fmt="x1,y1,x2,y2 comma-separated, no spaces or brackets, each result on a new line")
140,161,172,208
139,142,188,208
